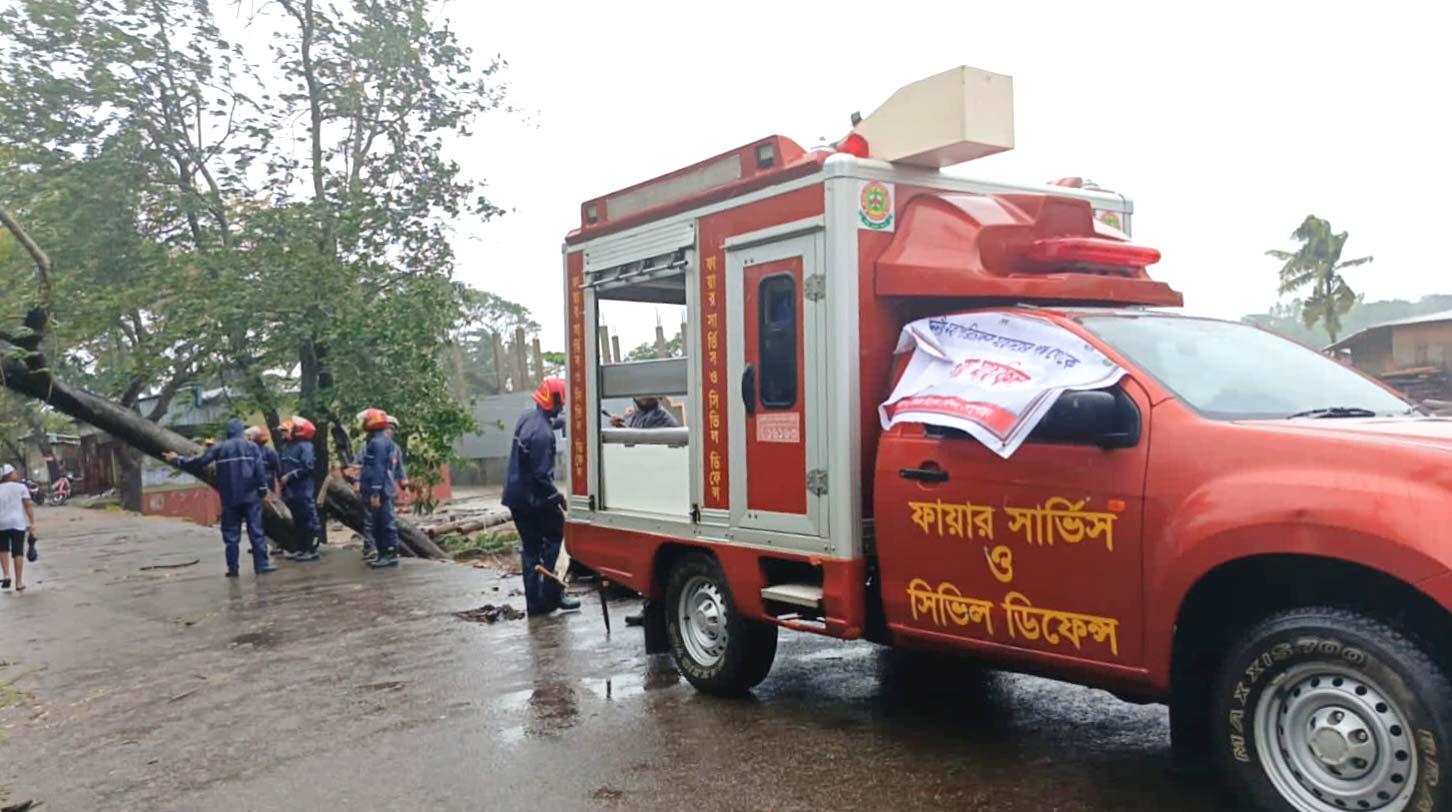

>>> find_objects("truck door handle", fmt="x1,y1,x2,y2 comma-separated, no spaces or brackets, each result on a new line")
741,363,756,416
899,467,949,483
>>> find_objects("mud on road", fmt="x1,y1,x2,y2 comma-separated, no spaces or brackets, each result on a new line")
0,508,1235,811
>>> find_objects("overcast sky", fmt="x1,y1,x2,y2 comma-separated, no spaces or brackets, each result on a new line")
446,1,1451,352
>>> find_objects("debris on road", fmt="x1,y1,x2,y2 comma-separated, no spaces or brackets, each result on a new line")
139,559,200,571
454,604,524,624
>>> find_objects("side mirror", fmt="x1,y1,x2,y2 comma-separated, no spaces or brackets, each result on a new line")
1037,390,1140,449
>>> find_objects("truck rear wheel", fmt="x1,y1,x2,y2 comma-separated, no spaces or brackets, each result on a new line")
1212,607,1452,812
664,553,777,696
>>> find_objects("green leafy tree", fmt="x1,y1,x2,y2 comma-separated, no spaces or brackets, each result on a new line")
1266,215,1373,343
0,0,511,538
236,0,508,483
0,1,257,507
625,332,684,361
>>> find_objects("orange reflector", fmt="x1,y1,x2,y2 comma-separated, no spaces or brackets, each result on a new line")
1107,498,1127,513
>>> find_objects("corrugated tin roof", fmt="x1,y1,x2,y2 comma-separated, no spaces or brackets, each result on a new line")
1327,309,1452,350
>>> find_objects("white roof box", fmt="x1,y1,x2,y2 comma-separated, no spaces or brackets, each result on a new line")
851,66,1015,168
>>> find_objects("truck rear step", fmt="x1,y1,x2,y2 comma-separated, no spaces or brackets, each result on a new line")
761,583,824,610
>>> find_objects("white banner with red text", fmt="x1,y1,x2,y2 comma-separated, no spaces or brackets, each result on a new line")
878,312,1125,458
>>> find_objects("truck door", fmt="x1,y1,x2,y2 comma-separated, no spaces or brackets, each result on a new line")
726,231,826,540
874,378,1152,667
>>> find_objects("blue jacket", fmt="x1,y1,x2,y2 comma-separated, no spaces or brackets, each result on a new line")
259,446,281,492
502,405,561,513
181,419,263,508
390,443,407,486
279,440,316,501
360,430,398,499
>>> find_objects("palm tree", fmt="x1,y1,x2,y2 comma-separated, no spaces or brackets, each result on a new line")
1266,215,1373,343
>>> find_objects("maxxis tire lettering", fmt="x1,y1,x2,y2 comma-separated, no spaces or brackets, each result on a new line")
1211,609,1452,812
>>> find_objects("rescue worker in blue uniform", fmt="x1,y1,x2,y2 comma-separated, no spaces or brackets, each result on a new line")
248,426,281,494
279,417,323,562
503,378,580,616
360,408,402,569
248,425,282,557
164,418,276,577
385,414,409,496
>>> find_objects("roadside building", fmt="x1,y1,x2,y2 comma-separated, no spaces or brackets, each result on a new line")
1328,310,1452,405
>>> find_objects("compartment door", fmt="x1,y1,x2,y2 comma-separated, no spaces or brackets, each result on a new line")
727,232,826,538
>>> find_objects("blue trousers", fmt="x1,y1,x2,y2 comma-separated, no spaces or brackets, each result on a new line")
368,495,398,557
286,497,322,553
361,503,375,553
221,499,269,573
511,507,564,612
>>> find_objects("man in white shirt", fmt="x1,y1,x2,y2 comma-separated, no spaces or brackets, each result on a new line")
0,463,36,592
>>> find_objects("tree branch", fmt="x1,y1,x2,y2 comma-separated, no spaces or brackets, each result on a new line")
0,202,53,306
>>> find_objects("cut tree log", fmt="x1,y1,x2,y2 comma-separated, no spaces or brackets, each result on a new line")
1,350,445,558
421,511,513,538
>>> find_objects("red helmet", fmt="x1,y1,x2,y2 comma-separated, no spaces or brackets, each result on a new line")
290,416,316,440
533,377,567,411
361,408,389,432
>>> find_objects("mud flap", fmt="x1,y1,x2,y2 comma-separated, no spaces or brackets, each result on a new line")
643,600,669,655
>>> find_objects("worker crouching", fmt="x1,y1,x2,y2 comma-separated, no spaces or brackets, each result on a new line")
360,408,402,569
503,378,580,616
164,418,276,577
280,417,323,562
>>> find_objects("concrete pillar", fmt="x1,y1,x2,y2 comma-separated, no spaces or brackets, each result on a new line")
490,332,506,393
531,337,545,382
598,325,612,364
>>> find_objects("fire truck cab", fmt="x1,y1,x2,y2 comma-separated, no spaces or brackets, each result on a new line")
561,67,1452,812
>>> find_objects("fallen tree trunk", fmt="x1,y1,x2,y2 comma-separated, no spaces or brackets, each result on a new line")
1,355,445,558
421,511,514,538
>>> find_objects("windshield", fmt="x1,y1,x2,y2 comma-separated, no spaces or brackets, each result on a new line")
1078,314,1414,420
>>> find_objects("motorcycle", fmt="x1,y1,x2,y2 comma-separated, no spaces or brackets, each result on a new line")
48,472,79,506
22,477,45,505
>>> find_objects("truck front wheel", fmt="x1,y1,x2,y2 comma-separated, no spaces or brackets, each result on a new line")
1212,607,1452,812
664,553,777,696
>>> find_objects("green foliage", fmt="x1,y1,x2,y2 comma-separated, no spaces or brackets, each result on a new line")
1265,215,1373,343
626,332,685,361
1244,294,1452,347
0,0,525,491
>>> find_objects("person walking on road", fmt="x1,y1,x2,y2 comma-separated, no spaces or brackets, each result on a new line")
164,419,277,577
0,464,36,592
359,408,402,569
279,417,323,563
503,378,580,616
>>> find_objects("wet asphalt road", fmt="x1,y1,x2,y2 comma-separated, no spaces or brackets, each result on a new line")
0,509,1239,811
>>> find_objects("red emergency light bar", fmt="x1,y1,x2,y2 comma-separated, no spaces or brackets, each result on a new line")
876,192,1182,307
1025,236,1161,270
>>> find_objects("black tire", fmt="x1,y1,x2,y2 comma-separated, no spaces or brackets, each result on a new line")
664,553,777,697
1211,607,1452,812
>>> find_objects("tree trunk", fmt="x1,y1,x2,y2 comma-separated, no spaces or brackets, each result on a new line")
116,445,144,512
0,358,445,558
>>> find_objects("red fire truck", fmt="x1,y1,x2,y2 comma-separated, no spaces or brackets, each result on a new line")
561,67,1452,812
